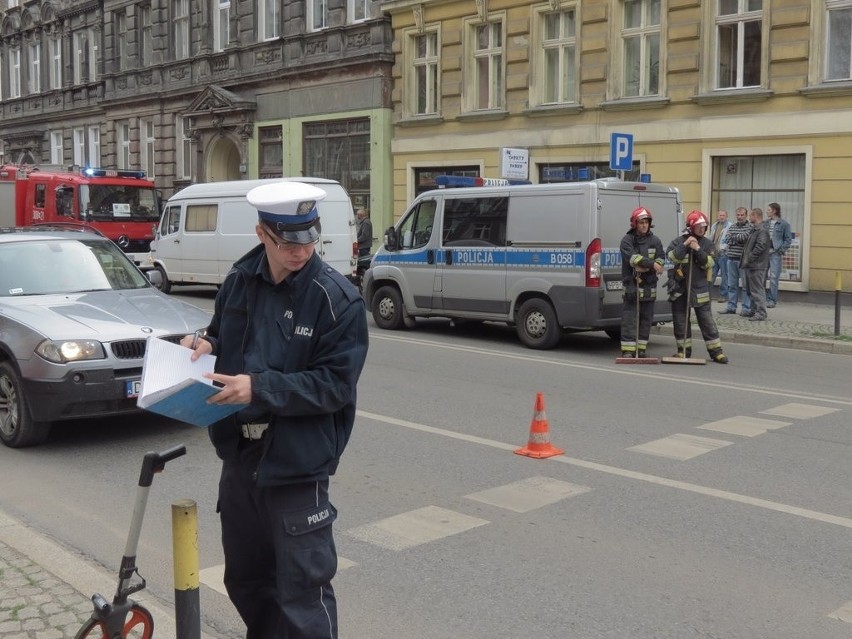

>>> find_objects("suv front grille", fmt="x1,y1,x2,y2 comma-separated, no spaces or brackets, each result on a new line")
110,334,186,359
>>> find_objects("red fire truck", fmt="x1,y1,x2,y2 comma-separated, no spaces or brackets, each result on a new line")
0,164,161,267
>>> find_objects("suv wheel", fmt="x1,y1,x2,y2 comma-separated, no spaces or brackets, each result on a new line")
516,298,561,350
0,361,51,448
372,286,406,330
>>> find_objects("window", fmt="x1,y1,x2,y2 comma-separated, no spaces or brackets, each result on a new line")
117,122,131,169
396,200,436,250
308,0,328,31
214,0,230,51
259,126,284,178
538,162,641,183
538,9,576,105
161,205,182,236
442,197,508,247
174,0,190,60
467,20,503,111
826,1,852,81
303,118,370,204
176,115,193,180
28,42,41,94
140,5,152,66
115,11,127,71
710,153,806,283
185,204,218,233
49,36,62,89
716,0,763,89
140,118,155,179
410,30,439,116
260,0,280,40
622,0,660,97
73,127,86,166
35,184,46,209
89,30,99,81
349,0,368,22
413,166,479,197
72,30,97,83
88,126,100,166
10,48,21,98
50,131,63,164
7,0,20,7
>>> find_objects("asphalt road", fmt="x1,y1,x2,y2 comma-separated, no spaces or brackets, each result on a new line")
1,285,851,638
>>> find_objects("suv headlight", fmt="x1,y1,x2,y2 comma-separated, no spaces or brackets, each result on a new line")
36,340,106,363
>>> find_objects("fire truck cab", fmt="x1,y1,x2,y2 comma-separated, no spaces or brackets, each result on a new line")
0,164,161,267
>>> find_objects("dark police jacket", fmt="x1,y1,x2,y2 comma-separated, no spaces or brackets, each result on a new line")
205,247,368,486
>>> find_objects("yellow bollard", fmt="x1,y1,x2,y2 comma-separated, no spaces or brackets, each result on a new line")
172,499,200,639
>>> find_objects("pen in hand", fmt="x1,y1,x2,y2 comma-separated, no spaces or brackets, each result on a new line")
190,329,205,350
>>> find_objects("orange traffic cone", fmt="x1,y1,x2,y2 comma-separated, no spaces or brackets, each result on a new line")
514,392,564,459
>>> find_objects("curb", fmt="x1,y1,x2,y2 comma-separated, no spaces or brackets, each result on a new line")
651,324,852,356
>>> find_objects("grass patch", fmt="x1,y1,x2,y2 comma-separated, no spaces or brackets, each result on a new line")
9,603,25,619
808,331,852,341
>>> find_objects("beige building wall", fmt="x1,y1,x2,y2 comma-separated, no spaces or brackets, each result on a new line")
383,0,852,293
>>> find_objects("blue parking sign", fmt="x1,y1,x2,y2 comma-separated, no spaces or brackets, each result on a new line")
610,133,633,171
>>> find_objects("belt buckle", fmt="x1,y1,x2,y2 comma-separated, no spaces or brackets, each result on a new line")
240,422,268,440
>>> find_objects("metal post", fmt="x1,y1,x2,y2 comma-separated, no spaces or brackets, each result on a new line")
835,271,842,337
172,499,200,639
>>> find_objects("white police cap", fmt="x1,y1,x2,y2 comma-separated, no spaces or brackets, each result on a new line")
248,181,327,244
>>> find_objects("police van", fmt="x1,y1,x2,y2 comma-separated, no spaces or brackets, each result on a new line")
362,177,681,349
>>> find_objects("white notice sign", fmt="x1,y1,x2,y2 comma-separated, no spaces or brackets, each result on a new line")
500,148,529,180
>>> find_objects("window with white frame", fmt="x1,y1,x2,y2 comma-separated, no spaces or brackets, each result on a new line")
140,5,152,66
622,0,660,97
349,0,368,22
260,0,280,39
716,0,763,89
115,11,127,71
410,30,439,116
73,31,89,84
88,29,99,81
214,0,230,51
308,0,328,31
537,8,576,105
28,41,40,94
467,20,504,111
176,115,193,180
174,0,190,60
88,126,100,166
117,122,131,169
826,1,852,81
50,131,63,165
10,48,21,98
73,127,86,166
7,0,20,7
140,118,155,179
49,36,62,89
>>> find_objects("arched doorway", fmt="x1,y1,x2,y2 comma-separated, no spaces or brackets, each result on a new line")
206,136,241,182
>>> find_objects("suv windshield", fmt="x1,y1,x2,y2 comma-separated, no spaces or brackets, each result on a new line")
80,185,160,221
0,238,150,296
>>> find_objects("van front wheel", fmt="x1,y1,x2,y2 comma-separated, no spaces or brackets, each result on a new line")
372,286,406,330
154,265,171,294
516,299,561,350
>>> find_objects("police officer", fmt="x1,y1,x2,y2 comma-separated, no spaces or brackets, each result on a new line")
182,182,369,639
619,206,665,357
666,210,729,363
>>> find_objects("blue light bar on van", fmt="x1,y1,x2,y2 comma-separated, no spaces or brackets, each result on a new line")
81,167,148,179
435,175,532,188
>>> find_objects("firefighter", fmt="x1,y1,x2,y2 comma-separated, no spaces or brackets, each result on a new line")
666,210,729,363
619,206,665,357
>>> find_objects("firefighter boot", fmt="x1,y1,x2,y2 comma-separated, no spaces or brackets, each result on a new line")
672,347,692,359
709,349,729,364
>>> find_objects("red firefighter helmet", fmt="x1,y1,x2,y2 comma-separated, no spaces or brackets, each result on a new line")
685,210,709,230
630,207,653,229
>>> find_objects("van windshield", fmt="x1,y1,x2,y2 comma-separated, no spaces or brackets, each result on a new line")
80,185,160,222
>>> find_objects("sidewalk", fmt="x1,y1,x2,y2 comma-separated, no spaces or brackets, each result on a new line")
1,296,850,638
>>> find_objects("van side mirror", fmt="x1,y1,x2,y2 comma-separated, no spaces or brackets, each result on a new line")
384,226,398,251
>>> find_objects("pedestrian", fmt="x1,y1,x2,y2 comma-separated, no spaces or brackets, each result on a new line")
665,210,729,363
718,206,751,315
709,210,730,302
619,206,665,357
182,181,369,639
765,202,792,308
356,207,373,258
741,206,770,321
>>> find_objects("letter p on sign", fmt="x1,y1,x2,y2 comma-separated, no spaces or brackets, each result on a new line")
610,133,633,171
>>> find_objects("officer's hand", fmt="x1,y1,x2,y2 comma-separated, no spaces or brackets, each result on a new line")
204,373,252,404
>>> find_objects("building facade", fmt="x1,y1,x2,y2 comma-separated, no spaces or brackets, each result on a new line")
382,0,852,294
0,0,395,223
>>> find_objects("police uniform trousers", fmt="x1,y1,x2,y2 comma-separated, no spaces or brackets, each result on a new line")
670,292,722,354
219,437,339,639
620,298,655,354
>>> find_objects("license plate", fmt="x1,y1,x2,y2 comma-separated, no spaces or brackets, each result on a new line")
606,280,624,291
126,379,142,398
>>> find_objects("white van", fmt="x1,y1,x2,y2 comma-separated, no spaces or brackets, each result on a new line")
363,177,682,349
150,177,357,293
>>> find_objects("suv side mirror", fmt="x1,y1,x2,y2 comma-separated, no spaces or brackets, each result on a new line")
384,226,398,251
